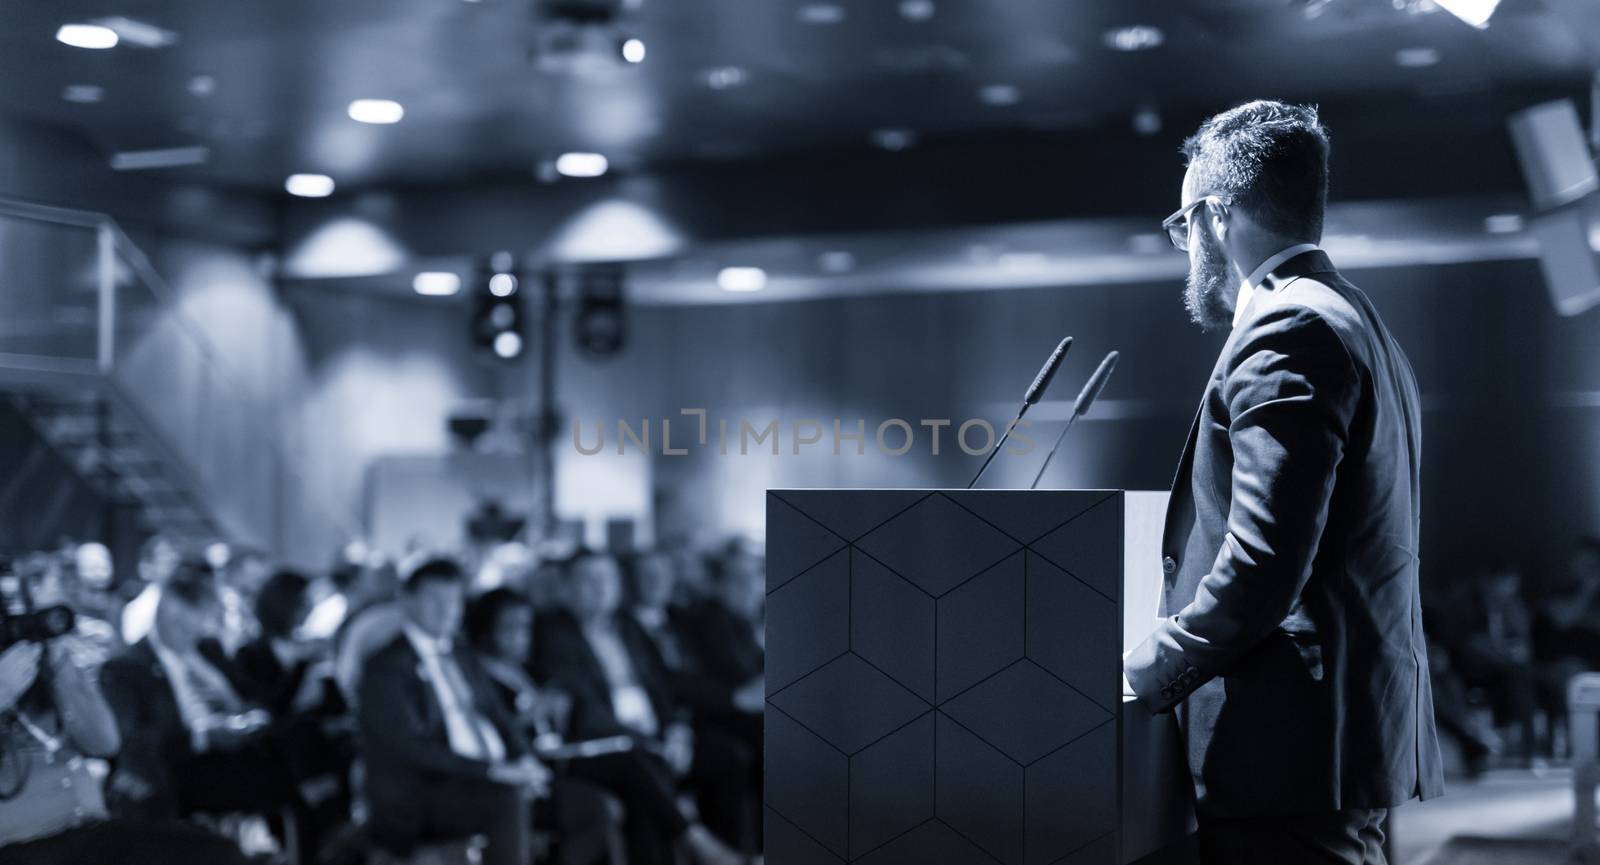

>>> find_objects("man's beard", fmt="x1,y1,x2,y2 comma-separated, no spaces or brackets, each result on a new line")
1183,231,1234,331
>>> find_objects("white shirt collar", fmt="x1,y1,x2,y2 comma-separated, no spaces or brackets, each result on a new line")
1234,243,1320,327
402,622,452,656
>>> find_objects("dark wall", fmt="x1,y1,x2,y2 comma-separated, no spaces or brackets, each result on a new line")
556,257,1599,595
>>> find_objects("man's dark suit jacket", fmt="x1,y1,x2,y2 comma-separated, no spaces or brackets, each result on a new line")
1124,250,1445,817
98,638,253,819
529,609,679,742
356,633,527,825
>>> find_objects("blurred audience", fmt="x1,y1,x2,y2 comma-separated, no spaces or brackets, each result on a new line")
0,526,777,864
534,551,759,862
357,557,612,865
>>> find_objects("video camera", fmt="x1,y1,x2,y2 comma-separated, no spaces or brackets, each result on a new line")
0,555,76,651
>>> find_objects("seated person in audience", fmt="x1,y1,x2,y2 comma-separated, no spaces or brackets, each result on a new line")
0,620,253,865
215,547,271,655
534,551,758,859
358,558,611,865
1536,535,1600,671
235,569,340,717
468,588,746,865
99,559,305,832
234,568,353,847
117,535,181,647
1437,562,1566,761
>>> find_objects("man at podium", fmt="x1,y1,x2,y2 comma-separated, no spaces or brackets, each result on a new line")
1122,101,1445,865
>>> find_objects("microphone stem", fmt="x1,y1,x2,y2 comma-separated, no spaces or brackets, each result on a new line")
966,403,1031,489
1029,410,1082,490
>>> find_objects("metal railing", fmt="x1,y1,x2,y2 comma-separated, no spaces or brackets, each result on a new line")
0,196,355,559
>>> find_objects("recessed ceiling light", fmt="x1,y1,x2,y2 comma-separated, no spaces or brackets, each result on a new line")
703,66,749,90
187,75,215,97
556,152,608,178
797,4,846,24
718,267,767,292
62,84,104,104
819,250,856,274
899,0,936,22
871,128,917,151
56,23,119,49
493,331,524,359
1484,213,1524,234
1394,47,1440,68
1132,106,1162,135
621,38,646,63
285,173,336,198
110,146,209,171
88,16,177,49
979,84,1021,107
1128,233,1169,255
413,272,463,296
1102,25,1164,52
1434,0,1501,28
348,99,405,124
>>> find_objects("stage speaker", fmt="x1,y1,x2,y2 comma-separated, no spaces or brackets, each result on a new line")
1508,98,1600,317
1528,199,1600,317
1509,99,1598,211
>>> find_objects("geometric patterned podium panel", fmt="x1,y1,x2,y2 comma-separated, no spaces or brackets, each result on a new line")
767,490,1123,865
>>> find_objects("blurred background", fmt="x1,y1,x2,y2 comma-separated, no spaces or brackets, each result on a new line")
3,1,1600,863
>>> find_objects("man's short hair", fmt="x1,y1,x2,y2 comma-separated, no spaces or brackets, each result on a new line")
1183,100,1331,241
403,557,465,593
163,558,219,609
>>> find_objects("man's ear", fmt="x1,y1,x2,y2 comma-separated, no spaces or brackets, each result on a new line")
1210,203,1228,242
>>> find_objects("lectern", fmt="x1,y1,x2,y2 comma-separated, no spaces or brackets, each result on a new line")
764,489,1194,865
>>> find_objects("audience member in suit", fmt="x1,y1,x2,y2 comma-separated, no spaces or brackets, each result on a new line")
468,588,746,865
233,568,354,849
628,550,764,848
99,559,304,829
533,552,758,858
356,558,611,865
235,569,338,717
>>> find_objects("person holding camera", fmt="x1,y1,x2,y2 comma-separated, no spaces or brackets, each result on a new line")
0,594,251,864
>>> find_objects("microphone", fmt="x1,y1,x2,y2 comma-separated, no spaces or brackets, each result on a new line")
1029,350,1119,490
967,337,1072,489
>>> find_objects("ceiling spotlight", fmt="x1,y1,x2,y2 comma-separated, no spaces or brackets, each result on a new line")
718,267,767,292
797,4,846,24
1434,0,1501,28
493,331,524,359
1484,213,1524,234
621,37,646,63
819,250,856,274
56,23,119,49
489,273,518,296
899,0,936,22
285,173,336,198
348,98,405,124
62,84,104,104
703,66,749,90
1394,47,1440,68
871,128,917,151
556,152,609,178
413,272,463,296
1103,25,1164,52
1132,106,1162,135
187,75,216,97
979,84,1021,107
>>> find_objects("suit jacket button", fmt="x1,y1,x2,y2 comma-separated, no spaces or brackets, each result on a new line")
1162,556,1177,574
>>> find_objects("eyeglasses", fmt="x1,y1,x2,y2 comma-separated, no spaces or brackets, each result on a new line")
1160,196,1227,252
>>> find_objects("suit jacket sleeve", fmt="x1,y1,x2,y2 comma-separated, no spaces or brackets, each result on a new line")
357,648,496,780
1126,304,1359,713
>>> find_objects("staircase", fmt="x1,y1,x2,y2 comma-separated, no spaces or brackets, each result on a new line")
9,392,218,545
0,196,347,558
